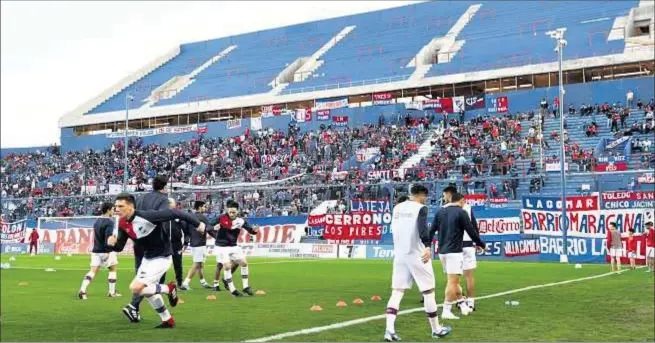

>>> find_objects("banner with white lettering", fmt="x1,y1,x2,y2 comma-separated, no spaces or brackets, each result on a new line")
316,110,330,121
251,117,262,131
227,119,242,130
315,97,348,110
1,219,28,243
372,92,394,105
106,124,202,138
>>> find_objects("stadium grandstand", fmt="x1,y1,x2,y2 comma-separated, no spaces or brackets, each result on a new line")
2,0,653,221
1,1,655,342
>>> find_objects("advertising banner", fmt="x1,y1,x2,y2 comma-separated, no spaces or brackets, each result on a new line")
2,243,55,254
261,105,282,117
594,161,628,172
106,124,203,138
372,92,394,105
315,97,348,110
453,96,465,113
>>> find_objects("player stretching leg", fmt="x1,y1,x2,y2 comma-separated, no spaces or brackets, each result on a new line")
109,193,205,329
181,201,211,290
385,185,451,341
214,200,259,297
212,262,238,291
79,202,122,299
606,222,622,272
433,193,486,320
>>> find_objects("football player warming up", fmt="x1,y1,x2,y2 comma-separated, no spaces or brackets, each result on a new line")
78,202,121,299
213,200,259,297
108,193,205,329
384,185,451,341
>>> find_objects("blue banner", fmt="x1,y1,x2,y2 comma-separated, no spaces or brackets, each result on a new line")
1,243,55,254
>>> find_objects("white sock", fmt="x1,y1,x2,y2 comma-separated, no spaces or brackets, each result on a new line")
140,284,170,297
108,271,117,294
443,301,454,314
468,297,475,308
213,279,220,287
147,295,171,321
241,266,249,288
423,293,441,333
224,269,236,292
80,271,95,292
200,278,208,286
182,278,190,287
385,290,403,334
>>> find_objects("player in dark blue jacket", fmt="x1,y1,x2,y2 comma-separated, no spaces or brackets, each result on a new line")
78,202,120,299
109,193,205,329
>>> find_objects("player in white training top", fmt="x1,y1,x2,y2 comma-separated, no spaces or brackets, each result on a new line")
384,185,451,341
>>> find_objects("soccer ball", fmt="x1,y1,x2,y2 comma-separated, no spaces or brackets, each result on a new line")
575,263,582,269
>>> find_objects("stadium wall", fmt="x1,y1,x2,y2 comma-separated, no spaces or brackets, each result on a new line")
58,76,654,153
0,146,53,158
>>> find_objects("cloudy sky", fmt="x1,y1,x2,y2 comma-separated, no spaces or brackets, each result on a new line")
1,1,418,148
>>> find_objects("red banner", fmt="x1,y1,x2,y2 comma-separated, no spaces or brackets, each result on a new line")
464,194,487,207
594,161,628,172
305,107,312,122
487,96,509,113
197,126,208,134
372,92,394,105
308,215,326,226
332,116,349,127
323,213,387,240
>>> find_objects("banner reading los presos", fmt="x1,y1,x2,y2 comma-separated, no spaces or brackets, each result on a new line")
521,194,654,238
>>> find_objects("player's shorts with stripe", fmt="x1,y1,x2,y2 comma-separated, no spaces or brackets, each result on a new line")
439,253,464,275
462,247,477,270
646,247,654,258
627,251,637,259
609,248,623,257
191,246,207,263
90,252,118,268
391,256,435,292
135,256,172,285
215,246,245,264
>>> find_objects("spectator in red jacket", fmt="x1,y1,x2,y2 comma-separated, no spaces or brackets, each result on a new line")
626,229,637,270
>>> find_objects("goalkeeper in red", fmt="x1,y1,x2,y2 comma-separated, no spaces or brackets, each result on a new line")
213,200,259,297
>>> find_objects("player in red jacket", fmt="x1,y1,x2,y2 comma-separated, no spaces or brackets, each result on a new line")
626,229,637,270
645,222,654,273
28,229,39,255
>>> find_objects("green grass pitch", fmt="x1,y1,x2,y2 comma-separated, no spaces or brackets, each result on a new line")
1,254,653,342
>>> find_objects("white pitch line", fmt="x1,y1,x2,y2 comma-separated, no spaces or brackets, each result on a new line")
2,259,323,271
244,268,640,342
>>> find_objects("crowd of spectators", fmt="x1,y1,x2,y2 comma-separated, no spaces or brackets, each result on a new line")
3,96,654,219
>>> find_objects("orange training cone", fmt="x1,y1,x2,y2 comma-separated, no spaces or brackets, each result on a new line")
336,300,348,307
353,298,364,305
18,281,28,286
371,295,382,301
255,290,266,295
206,295,217,301
310,305,323,312
178,299,185,304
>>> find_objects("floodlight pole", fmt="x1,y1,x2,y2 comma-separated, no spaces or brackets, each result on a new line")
123,94,133,191
547,28,569,263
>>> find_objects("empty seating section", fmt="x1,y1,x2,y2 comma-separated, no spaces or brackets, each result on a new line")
86,1,639,111
156,25,341,105
284,2,472,92
426,1,637,77
88,40,231,114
